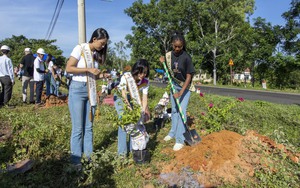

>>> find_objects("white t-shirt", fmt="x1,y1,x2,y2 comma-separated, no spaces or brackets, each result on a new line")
70,43,99,82
33,56,45,81
118,72,149,95
47,61,53,73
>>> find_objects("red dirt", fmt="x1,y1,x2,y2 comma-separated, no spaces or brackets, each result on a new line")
44,94,68,107
159,130,299,186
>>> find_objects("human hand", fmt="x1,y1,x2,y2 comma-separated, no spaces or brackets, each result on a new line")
104,73,111,78
173,91,182,99
143,110,150,122
89,68,101,76
159,56,165,63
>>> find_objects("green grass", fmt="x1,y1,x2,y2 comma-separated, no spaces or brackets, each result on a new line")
0,81,299,187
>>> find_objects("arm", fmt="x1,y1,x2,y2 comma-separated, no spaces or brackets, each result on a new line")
121,88,132,110
142,93,150,122
36,68,47,73
173,73,192,99
20,57,25,69
51,67,56,78
8,59,14,83
65,56,100,76
142,93,148,112
58,70,62,80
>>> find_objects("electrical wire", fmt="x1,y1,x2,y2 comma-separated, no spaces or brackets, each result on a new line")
45,0,64,40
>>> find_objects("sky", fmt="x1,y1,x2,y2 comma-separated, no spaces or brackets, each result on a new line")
0,0,293,58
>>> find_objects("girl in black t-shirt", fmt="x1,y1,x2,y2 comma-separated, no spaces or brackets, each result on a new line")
159,31,195,151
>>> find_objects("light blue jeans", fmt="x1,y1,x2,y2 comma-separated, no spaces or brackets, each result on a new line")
68,81,95,164
51,76,59,96
113,94,132,156
168,82,191,144
45,73,51,96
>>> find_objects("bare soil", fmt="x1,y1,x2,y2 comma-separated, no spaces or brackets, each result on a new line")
157,130,299,187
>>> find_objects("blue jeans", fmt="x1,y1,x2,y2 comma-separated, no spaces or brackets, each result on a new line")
68,81,95,164
113,94,132,155
45,73,51,96
168,82,191,144
55,81,60,96
51,76,59,96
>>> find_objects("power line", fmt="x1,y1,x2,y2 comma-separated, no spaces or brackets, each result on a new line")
45,0,64,40
45,0,60,39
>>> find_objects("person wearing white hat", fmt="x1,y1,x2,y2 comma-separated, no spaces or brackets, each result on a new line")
0,45,14,107
20,47,35,104
33,48,48,107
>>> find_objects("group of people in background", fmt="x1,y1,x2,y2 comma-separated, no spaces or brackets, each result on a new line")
0,45,65,108
0,27,195,170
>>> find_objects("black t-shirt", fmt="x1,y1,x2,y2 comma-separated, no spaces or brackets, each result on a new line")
171,50,195,82
20,54,35,77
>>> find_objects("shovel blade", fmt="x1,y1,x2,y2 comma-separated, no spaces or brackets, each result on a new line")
184,129,201,146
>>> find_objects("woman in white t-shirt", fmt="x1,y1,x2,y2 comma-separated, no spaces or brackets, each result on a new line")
45,54,54,96
66,28,109,167
114,59,150,156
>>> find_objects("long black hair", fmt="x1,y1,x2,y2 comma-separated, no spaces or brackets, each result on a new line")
45,54,53,63
171,31,186,51
88,28,109,64
131,59,150,78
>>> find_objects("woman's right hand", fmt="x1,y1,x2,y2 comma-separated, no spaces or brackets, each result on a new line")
159,56,165,63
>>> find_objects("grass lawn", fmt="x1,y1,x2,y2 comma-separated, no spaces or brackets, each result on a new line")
0,80,299,187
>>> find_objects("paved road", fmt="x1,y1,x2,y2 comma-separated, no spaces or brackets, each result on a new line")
151,81,300,105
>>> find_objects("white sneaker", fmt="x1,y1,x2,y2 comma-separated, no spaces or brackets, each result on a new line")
163,135,172,141
173,143,184,151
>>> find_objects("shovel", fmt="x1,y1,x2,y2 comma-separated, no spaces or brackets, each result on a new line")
162,62,201,145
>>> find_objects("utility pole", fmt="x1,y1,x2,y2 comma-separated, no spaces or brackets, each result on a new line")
77,0,112,43
78,0,86,43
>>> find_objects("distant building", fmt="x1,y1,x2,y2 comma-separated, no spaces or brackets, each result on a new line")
193,71,212,83
233,68,252,83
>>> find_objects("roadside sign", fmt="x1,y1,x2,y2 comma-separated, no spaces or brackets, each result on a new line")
229,58,234,66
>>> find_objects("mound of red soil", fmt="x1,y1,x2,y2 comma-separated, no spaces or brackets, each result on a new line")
41,93,68,108
159,130,299,187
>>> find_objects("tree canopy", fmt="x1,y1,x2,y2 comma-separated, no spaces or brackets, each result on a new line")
0,35,66,67
124,0,299,89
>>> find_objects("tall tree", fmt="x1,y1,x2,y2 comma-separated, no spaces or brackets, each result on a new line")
281,0,300,57
125,0,194,68
113,41,128,71
189,0,255,85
